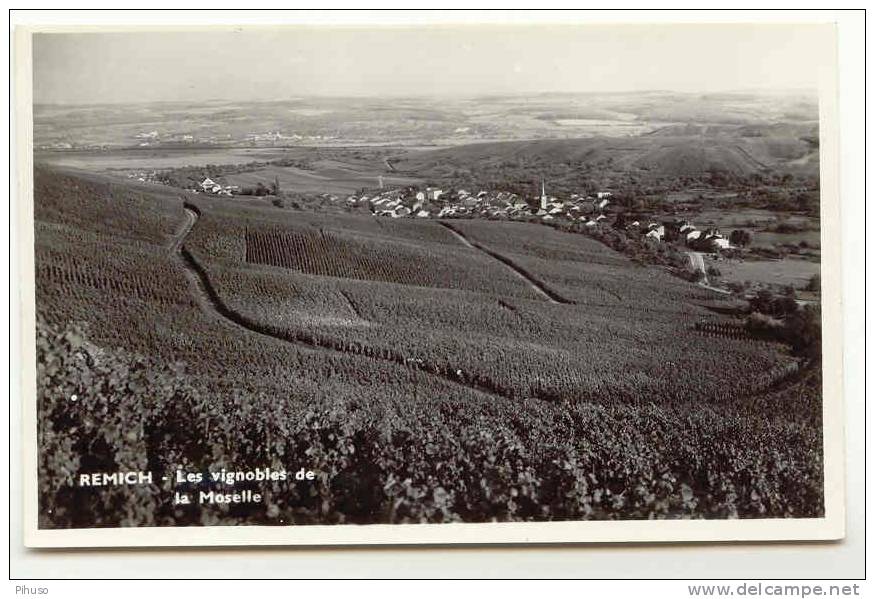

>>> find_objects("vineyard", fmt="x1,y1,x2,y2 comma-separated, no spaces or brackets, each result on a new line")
243,226,535,295
183,199,549,300
196,256,798,405
33,166,824,528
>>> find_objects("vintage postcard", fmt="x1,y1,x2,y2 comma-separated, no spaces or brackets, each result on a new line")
14,19,844,547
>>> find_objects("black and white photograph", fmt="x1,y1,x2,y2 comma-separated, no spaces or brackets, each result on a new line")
18,19,845,547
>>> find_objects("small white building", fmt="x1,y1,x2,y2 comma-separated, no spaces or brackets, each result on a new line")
706,235,731,250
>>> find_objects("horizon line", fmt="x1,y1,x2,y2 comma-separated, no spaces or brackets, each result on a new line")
32,87,819,108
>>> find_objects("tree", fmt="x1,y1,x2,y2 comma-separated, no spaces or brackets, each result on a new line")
729,229,753,247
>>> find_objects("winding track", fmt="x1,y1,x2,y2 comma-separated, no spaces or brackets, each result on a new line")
438,221,570,305
171,205,515,403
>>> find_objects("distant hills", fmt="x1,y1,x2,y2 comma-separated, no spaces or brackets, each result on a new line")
394,126,819,183
34,91,819,151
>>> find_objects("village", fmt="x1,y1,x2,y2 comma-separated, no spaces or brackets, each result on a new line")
345,180,738,254
120,170,743,259
185,172,739,253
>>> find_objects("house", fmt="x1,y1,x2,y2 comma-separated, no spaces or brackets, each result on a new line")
702,229,731,250
646,224,665,239
596,198,610,210
460,196,479,208
596,191,612,200
710,237,731,250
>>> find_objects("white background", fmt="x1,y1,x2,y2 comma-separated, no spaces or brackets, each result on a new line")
5,7,867,585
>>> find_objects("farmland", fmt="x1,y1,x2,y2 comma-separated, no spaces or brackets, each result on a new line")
36,146,424,196
34,163,823,528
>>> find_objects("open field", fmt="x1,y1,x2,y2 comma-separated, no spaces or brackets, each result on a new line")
35,147,284,170
36,147,424,195
709,257,821,289
222,161,421,195
35,165,823,527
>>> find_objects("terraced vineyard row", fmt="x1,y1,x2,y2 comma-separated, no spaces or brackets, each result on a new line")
237,222,547,300
246,227,398,281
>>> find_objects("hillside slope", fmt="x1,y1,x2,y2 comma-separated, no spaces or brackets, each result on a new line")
395,130,819,181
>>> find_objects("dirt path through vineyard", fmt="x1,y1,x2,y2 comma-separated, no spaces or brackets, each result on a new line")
438,221,569,304
171,205,516,403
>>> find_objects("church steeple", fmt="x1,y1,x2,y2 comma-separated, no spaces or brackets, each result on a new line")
539,178,548,211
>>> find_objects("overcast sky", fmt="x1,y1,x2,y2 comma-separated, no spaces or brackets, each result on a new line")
32,24,830,104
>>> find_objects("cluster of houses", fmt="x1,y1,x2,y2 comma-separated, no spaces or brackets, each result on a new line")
623,219,732,250
179,173,734,253
677,223,732,250
244,131,334,144
197,177,239,196
348,183,615,223
133,131,202,147
360,188,436,218
351,182,734,252
125,170,160,183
